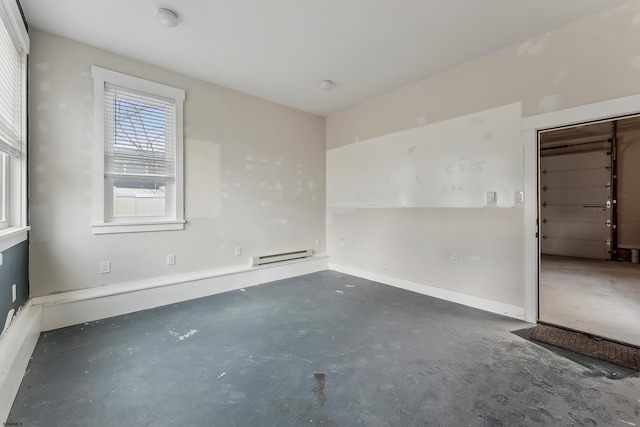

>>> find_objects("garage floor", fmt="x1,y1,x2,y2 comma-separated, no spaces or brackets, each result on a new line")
540,254,640,347
8,270,640,426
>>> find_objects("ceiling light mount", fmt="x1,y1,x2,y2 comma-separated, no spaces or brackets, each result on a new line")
156,8,178,28
319,80,334,91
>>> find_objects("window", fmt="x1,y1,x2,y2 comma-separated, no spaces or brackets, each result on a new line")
0,0,29,245
91,66,185,234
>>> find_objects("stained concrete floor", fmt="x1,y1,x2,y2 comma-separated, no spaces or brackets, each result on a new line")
540,255,640,347
8,271,640,426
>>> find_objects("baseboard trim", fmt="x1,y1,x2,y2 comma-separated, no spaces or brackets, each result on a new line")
329,263,526,321
36,254,329,332
0,301,41,423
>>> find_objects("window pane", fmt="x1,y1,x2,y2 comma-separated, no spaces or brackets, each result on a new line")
104,86,176,220
109,177,167,218
112,95,170,177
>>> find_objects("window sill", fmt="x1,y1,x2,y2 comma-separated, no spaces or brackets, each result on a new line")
0,226,30,252
91,220,185,235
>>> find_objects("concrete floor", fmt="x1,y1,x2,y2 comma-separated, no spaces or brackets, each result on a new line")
540,255,640,347
8,271,640,426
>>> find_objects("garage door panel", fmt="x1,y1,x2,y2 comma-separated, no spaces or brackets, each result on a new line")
542,151,610,171
540,150,611,259
542,187,609,205
542,222,610,241
542,205,609,223
541,238,610,259
542,168,610,188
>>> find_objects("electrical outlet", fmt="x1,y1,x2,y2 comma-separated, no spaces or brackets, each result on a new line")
451,253,459,264
235,247,242,256
515,191,524,203
315,239,321,247
100,261,111,274
487,191,497,204
11,284,16,302
167,254,176,265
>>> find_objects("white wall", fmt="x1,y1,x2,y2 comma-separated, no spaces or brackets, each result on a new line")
28,30,326,297
326,0,640,312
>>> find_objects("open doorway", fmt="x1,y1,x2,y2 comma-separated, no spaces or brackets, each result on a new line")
538,116,640,347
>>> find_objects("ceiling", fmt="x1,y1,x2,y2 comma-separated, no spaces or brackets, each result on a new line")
20,0,627,117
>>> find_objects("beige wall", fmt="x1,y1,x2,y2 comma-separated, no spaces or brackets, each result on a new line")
618,129,640,248
326,1,640,308
29,30,326,297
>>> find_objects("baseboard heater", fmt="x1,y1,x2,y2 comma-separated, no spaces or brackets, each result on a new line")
251,249,313,267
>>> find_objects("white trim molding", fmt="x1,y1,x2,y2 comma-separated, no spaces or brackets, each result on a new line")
0,226,27,253
0,0,28,54
521,92,640,325
330,263,526,321
0,301,41,423
0,0,29,236
91,220,185,235
34,254,329,332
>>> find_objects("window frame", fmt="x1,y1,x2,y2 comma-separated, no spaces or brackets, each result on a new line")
0,0,29,252
0,153,9,230
91,66,185,234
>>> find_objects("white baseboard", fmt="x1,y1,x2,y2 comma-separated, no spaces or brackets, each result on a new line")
35,254,329,332
0,301,41,423
329,263,526,321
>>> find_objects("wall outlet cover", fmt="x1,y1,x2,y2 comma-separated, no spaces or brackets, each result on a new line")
100,261,111,274
487,191,497,204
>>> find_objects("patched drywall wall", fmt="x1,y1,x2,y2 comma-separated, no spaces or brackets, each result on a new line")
327,104,523,209
326,1,640,309
28,30,326,296
327,2,640,150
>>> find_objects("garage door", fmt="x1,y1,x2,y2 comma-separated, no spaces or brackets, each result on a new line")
540,151,612,259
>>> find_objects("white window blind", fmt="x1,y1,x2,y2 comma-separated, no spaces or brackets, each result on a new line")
104,84,176,186
0,5,23,158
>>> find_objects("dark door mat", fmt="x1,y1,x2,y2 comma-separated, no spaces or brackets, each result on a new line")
513,326,637,379
531,324,640,371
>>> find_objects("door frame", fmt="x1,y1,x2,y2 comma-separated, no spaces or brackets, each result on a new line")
521,93,640,324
